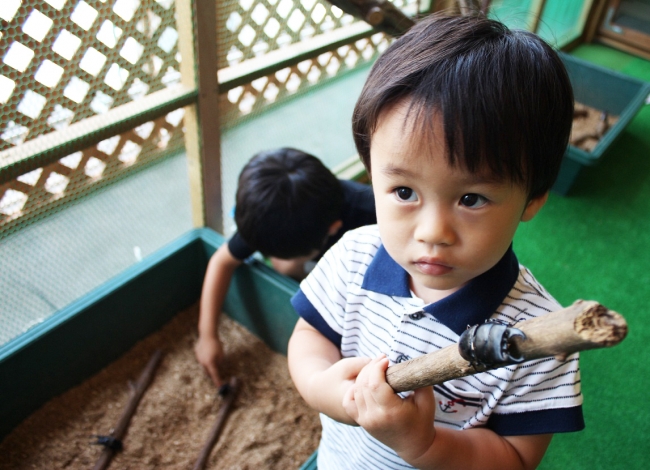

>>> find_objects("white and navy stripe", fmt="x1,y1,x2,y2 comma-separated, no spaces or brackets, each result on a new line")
291,225,583,470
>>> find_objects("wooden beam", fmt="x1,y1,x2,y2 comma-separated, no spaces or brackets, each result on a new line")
0,85,197,186
597,35,650,60
217,21,375,93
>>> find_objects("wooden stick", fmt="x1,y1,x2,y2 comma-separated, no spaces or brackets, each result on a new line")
386,300,627,393
193,376,240,470
93,349,164,470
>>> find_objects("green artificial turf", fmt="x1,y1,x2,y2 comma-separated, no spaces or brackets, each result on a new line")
513,44,650,470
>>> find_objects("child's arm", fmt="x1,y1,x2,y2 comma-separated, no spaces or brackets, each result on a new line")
288,318,372,425
344,356,552,470
195,243,242,386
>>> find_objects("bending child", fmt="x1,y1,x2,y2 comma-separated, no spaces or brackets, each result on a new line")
288,14,583,470
196,147,376,386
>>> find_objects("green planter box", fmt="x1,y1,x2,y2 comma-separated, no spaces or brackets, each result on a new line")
0,228,301,443
554,53,650,195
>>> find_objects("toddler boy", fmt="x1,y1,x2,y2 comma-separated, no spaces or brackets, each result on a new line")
196,147,376,386
288,14,583,470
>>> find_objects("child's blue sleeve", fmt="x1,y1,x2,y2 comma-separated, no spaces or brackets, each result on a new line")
291,290,342,348
289,233,355,350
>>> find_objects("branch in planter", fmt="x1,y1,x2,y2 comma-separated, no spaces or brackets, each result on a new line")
193,376,241,470
571,130,601,146
597,111,610,136
92,349,164,470
386,300,627,393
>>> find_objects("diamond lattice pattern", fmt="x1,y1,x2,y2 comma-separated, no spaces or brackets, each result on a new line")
1,0,181,150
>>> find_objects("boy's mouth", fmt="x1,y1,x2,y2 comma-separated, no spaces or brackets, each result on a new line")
414,258,452,276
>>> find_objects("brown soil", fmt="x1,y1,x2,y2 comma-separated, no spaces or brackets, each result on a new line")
571,102,619,152
0,304,321,469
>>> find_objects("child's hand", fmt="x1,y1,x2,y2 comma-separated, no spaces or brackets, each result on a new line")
308,356,372,425
194,335,224,387
342,354,437,462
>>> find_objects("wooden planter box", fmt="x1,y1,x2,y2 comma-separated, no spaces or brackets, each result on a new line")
554,53,650,195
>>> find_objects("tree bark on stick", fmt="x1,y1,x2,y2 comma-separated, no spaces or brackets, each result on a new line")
193,376,240,470
386,300,627,393
93,349,164,470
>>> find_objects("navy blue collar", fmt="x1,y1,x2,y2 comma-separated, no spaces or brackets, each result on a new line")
361,245,519,336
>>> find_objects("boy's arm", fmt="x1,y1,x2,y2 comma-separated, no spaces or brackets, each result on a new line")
288,318,371,425
345,356,552,470
195,243,242,386
415,429,552,470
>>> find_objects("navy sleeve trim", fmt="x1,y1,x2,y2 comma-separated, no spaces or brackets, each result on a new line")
487,406,585,436
227,231,255,261
290,290,342,348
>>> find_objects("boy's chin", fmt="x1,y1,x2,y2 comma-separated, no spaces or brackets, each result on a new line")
408,274,465,303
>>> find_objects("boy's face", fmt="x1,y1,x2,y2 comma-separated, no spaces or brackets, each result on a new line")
370,102,546,304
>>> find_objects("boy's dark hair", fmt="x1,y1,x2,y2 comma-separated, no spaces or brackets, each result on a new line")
235,147,344,259
352,14,574,200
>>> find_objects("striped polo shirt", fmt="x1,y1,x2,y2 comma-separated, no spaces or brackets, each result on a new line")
291,225,584,470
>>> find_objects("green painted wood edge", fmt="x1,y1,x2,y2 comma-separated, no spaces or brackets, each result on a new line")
299,451,319,469
200,228,301,355
0,89,198,185
0,227,300,441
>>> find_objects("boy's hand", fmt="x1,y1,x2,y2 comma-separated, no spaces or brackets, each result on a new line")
307,356,372,425
288,318,372,425
194,335,223,387
343,354,437,462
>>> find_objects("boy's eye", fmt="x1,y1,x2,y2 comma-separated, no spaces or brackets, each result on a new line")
460,193,487,208
395,187,418,202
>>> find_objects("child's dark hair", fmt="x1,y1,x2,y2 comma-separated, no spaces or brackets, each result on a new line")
352,14,574,200
235,147,344,259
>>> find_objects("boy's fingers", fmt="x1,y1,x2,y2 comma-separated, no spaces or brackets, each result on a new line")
342,386,359,420
412,385,435,414
206,364,222,387
352,384,368,416
352,355,392,415
363,356,394,405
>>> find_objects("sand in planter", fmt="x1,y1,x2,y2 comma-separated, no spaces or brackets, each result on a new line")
0,303,321,469
571,102,619,152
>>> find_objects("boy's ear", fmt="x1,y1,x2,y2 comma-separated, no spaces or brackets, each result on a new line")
328,220,343,235
521,192,549,222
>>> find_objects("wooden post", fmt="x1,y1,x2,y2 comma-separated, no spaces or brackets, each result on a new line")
178,0,223,232
530,0,548,34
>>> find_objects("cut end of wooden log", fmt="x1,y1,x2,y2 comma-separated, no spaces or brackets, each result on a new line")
572,300,628,347
365,6,384,25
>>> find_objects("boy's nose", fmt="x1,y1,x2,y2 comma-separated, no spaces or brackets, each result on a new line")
414,208,455,246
